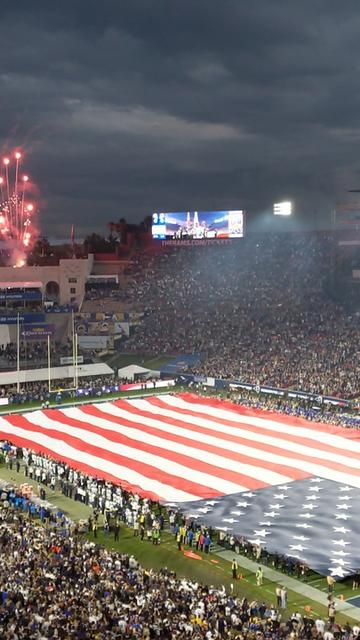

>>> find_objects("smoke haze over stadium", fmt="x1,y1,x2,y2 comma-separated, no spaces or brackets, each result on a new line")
1,0,359,235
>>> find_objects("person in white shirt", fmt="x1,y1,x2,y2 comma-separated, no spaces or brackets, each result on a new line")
291,612,302,624
315,618,325,635
129,555,137,569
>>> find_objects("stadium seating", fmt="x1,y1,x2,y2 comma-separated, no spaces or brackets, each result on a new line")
123,233,359,398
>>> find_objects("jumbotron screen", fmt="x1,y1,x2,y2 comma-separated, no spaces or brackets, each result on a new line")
151,210,244,240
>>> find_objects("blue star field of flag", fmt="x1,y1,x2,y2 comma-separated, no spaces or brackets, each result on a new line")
174,478,360,579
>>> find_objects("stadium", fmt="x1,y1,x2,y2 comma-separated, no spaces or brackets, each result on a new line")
0,189,359,637
1,3,360,635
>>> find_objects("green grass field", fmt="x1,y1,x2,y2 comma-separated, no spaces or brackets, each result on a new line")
0,466,92,521
92,529,360,624
104,351,174,371
0,464,358,624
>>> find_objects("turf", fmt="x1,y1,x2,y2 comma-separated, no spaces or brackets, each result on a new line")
88,529,357,624
0,465,92,521
103,351,175,371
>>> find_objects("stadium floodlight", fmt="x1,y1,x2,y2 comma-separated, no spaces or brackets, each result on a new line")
273,201,293,216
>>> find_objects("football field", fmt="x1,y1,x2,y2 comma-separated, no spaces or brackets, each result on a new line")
0,392,360,579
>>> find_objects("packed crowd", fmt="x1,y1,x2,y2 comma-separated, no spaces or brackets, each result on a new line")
0,339,85,369
82,281,133,314
84,285,124,302
124,233,359,398
0,498,344,640
0,444,358,638
0,374,121,406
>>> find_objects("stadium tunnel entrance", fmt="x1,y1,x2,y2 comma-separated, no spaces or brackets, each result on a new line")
45,280,60,302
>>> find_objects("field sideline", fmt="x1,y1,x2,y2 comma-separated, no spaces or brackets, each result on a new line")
0,384,182,415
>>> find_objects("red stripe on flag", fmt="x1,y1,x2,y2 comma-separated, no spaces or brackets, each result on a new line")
3,413,219,499
150,396,360,463
138,397,360,480
0,429,163,501
46,407,262,491
90,402,308,483
178,393,360,442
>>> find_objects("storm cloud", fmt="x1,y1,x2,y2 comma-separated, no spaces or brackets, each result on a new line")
0,0,359,235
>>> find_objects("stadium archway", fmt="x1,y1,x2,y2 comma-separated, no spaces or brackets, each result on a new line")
45,280,60,302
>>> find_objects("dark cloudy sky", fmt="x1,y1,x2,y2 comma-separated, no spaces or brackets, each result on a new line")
1,0,359,236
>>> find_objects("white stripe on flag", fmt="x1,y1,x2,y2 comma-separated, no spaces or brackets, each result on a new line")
127,400,360,469
63,405,292,488
160,395,360,454
23,410,245,496
0,418,198,502
120,398,360,488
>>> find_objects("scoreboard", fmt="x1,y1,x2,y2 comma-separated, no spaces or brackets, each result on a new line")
151,210,244,240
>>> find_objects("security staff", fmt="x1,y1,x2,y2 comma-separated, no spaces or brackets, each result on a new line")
232,559,238,579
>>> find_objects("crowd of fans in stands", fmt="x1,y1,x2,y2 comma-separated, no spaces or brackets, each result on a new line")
82,280,133,313
124,234,359,399
0,375,121,406
0,339,83,369
0,494,346,640
85,286,124,302
0,233,357,400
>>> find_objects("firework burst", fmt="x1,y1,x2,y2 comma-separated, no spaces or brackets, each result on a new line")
0,151,37,266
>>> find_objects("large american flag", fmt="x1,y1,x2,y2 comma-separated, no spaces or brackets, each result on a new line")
1,392,360,578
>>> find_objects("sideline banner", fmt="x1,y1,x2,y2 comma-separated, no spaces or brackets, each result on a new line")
20,324,54,340
60,356,84,365
0,314,45,324
120,380,175,392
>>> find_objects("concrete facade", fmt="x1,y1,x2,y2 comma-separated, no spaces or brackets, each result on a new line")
0,255,94,306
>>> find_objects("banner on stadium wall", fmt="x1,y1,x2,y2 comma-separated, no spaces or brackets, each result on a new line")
229,382,349,405
116,321,130,336
177,374,352,407
230,383,286,397
0,313,45,324
0,398,9,406
60,356,84,365
193,375,207,383
120,380,175,392
20,324,55,340
0,290,42,301
77,335,108,349
77,311,127,322
47,305,73,313
229,382,253,391
75,318,128,337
